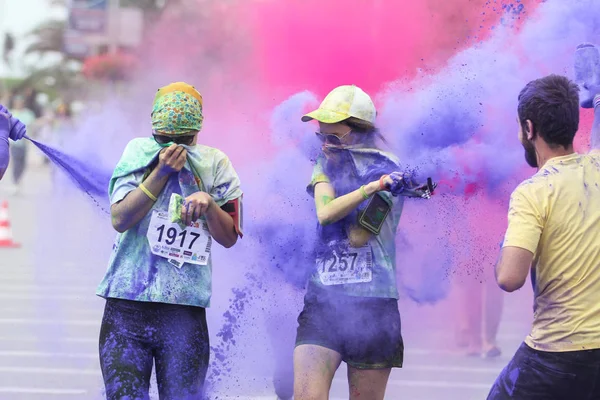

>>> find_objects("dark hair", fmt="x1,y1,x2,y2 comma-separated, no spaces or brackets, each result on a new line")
343,117,388,146
517,74,580,148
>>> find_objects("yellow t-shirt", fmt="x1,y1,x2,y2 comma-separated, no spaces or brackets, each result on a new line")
504,151,600,352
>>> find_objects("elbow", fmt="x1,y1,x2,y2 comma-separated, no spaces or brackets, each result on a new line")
317,210,332,226
214,222,240,248
223,239,237,249
111,215,128,233
112,222,127,234
220,234,238,249
496,274,525,293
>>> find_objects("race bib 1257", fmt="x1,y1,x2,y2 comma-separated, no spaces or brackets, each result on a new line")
316,243,373,286
147,210,212,267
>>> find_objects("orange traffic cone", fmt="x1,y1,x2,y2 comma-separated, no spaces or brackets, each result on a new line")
0,201,20,248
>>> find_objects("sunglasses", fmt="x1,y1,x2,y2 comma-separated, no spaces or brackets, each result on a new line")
153,134,195,146
315,129,353,145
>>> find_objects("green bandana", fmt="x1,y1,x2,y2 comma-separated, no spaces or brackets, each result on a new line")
151,91,203,135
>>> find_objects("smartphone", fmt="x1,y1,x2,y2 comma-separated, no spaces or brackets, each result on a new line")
358,193,391,235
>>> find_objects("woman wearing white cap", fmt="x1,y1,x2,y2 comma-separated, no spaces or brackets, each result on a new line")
293,85,420,399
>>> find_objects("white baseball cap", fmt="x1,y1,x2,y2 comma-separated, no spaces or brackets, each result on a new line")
301,84,376,125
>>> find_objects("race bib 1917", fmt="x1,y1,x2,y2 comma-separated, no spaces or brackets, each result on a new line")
317,243,373,286
147,210,212,267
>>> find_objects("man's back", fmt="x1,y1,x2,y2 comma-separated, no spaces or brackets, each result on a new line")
505,151,600,351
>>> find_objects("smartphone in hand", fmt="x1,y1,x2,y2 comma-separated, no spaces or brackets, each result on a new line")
358,193,391,235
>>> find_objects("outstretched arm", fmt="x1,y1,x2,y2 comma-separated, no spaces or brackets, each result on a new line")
0,113,10,180
0,105,27,180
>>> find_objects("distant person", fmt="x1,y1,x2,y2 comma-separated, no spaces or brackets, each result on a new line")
0,90,12,106
488,74,600,399
0,104,27,180
51,102,73,149
22,87,43,118
454,191,505,358
8,96,36,194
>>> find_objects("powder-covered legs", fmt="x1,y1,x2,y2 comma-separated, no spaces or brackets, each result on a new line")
294,344,342,400
99,299,209,400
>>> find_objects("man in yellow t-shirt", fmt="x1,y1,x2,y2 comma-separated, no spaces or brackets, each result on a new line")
487,74,600,400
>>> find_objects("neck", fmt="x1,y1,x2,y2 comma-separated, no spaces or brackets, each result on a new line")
536,144,575,169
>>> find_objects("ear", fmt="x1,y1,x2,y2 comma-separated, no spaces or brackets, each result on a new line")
525,120,535,140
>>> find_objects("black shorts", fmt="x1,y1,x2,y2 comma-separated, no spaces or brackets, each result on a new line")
487,342,600,400
295,291,404,369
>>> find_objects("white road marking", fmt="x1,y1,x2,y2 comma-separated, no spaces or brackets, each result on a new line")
407,365,501,374
0,336,96,343
0,293,98,301
387,380,491,389
0,366,99,375
0,285,91,293
0,387,87,394
0,351,96,359
0,318,98,326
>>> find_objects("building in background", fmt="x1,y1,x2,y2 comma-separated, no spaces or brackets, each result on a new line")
63,0,144,58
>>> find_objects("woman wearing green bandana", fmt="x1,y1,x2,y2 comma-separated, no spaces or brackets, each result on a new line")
294,85,408,400
96,82,243,399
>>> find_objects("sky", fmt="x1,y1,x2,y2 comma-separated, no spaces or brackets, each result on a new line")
0,0,67,78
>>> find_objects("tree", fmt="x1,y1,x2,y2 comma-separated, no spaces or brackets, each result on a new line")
24,20,71,60
2,33,15,64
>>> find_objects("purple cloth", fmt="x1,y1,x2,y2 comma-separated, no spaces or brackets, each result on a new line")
0,104,28,179
8,115,26,141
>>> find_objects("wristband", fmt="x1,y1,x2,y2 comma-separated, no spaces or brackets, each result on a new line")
379,175,388,191
594,94,600,110
139,182,158,202
359,185,369,200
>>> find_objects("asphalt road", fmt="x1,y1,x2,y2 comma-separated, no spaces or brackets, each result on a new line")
0,157,535,400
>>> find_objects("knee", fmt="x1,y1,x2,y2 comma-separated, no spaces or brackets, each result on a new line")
294,367,329,400
294,382,328,400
